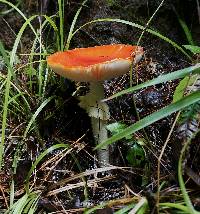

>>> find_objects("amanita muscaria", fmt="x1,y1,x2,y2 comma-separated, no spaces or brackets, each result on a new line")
47,44,143,167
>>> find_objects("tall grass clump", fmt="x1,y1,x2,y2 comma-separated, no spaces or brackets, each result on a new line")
0,0,73,212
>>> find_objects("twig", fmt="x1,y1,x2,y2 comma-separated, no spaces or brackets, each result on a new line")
156,111,181,209
0,184,8,209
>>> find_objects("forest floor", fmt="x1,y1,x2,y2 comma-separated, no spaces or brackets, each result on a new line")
0,0,200,213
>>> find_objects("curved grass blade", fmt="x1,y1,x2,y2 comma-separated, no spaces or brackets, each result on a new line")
65,0,87,50
114,203,136,214
0,0,45,64
23,192,40,213
103,63,200,101
0,0,21,15
10,14,57,70
173,76,190,103
13,194,30,214
23,96,56,140
26,194,40,214
0,0,27,20
72,18,191,60
159,203,189,212
183,45,200,54
176,14,195,46
10,15,37,67
0,41,12,169
27,15,57,96
5,192,39,214
25,144,69,192
0,72,31,111
95,91,200,149
178,139,200,214
43,15,58,33
0,1,58,71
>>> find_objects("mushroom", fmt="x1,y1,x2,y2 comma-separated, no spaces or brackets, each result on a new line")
47,44,143,167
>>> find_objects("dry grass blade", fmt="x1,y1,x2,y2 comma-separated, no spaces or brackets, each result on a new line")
57,197,141,213
47,176,115,196
0,184,8,209
156,111,181,207
48,166,129,191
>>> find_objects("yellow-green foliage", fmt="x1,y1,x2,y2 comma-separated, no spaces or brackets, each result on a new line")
106,0,118,7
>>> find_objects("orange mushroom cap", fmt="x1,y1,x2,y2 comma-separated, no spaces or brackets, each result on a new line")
47,44,143,82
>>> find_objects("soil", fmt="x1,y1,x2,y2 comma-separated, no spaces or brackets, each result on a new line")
0,0,200,213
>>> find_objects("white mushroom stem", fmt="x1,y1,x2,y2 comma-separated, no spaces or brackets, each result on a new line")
79,82,110,167
91,117,109,167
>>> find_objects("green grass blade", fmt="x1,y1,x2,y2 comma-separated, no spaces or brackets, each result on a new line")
27,194,40,214
43,15,59,32
10,15,37,67
72,18,192,60
43,14,59,51
0,0,30,23
0,41,12,170
0,72,31,111
8,92,26,107
27,15,57,95
6,192,39,214
95,91,200,149
114,202,137,214
25,144,69,192
103,64,200,101
183,45,200,54
35,15,59,97
10,13,57,96
0,42,13,72
177,16,194,46
23,96,56,140
58,0,64,51
0,2,57,68
173,76,190,102
178,140,200,214
11,193,29,214
23,192,39,213
0,0,21,15
159,203,189,212
0,78,6,92
65,0,87,50
0,1,45,61
27,41,37,92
